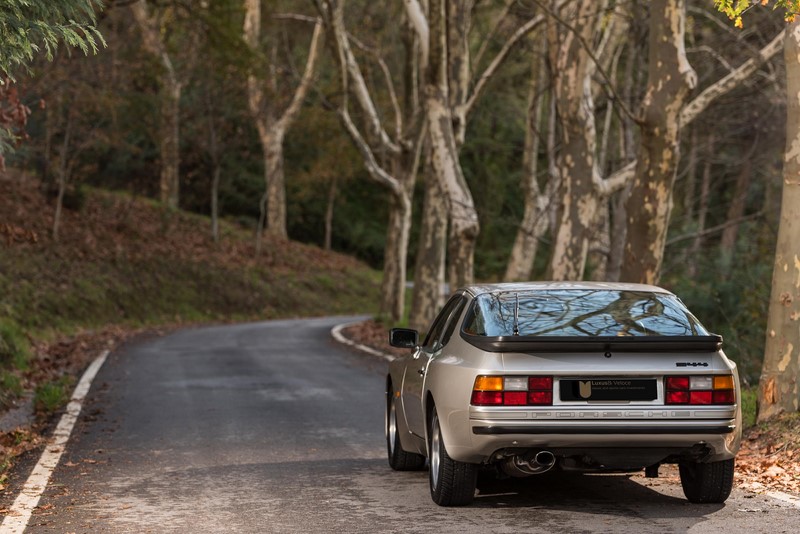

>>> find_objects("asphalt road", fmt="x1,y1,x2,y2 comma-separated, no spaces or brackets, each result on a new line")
5,317,800,533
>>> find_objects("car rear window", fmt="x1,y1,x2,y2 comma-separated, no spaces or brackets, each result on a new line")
464,289,709,337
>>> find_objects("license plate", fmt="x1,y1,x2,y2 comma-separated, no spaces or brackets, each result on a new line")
560,379,657,401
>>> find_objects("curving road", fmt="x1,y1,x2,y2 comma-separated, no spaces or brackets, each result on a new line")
5,317,800,533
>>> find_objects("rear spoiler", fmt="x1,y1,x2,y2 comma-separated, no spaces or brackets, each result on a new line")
460,332,723,353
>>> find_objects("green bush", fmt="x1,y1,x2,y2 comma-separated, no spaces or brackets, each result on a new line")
34,376,74,414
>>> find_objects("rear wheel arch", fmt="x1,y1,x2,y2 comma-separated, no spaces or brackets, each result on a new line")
425,392,436,447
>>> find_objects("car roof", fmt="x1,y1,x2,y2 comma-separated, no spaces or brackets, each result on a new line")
462,281,674,298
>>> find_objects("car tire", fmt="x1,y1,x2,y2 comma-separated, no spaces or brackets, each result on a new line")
428,408,477,506
386,389,425,471
679,458,734,503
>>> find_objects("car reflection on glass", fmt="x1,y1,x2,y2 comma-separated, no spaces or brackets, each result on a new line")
386,282,741,506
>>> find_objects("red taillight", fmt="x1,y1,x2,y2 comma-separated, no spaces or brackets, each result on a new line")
504,391,527,405
666,390,689,404
471,391,503,405
528,390,553,405
665,375,735,405
713,390,735,404
666,376,689,390
471,375,553,406
689,390,712,404
528,377,553,390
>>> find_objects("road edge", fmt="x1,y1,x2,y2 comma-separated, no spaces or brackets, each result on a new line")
0,350,110,534
331,322,393,362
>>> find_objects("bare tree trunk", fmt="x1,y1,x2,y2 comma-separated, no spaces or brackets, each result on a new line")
245,0,323,241
505,47,549,282
720,157,753,259
687,139,713,278
409,166,448,332
380,190,413,321
546,0,600,281
621,0,696,284
131,0,182,209
427,0,479,290
52,113,72,241
160,79,181,208
759,22,800,420
263,131,287,239
324,177,337,251
211,163,221,243
205,87,222,243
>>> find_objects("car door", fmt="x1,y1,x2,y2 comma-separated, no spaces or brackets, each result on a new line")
401,294,466,438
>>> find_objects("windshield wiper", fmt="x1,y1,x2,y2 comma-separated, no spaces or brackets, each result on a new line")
513,293,520,336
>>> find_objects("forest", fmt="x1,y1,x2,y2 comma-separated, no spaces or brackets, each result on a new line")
1,0,800,421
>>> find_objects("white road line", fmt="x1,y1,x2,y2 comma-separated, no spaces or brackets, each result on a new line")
1,350,109,534
331,322,393,362
767,490,800,508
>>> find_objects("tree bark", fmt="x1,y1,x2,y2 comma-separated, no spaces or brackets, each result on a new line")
546,0,601,281
426,0,479,290
131,0,182,209
409,165,448,332
759,21,800,420
324,177,337,251
620,0,696,284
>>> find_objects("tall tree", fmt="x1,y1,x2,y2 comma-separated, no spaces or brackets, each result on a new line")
620,0,697,284
314,0,424,322
130,0,184,209
244,0,323,246
760,19,800,420
405,0,548,292
538,0,784,283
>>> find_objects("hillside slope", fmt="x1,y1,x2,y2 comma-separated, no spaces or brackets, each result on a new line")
0,173,379,334
0,172,380,416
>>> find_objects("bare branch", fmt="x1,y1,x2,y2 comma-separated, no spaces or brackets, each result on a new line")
530,0,639,125
348,34,403,143
666,211,764,246
403,0,429,68
277,21,324,132
464,13,546,117
328,1,401,154
338,107,404,199
473,0,515,70
681,28,785,128
594,160,635,197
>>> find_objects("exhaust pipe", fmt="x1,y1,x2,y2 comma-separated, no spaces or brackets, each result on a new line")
501,450,557,477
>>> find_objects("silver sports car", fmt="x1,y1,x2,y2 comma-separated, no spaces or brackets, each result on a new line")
386,282,741,506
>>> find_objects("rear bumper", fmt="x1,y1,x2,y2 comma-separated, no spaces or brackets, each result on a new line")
473,424,736,435
442,406,742,464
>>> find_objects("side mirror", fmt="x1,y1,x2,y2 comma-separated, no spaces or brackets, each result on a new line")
389,328,419,349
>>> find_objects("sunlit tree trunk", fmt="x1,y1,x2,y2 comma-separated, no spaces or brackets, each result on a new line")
759,21,800,420
426,0,479,289
546,0,600,281
621,0,696,284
